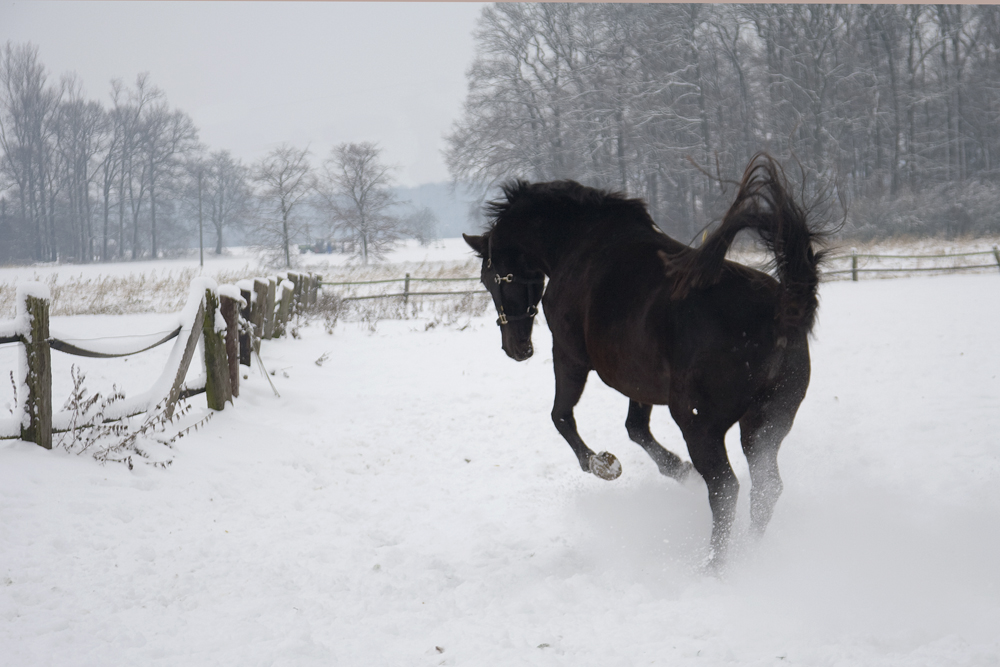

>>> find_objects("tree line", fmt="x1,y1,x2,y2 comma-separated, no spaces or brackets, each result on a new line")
0,42,434,265
447,4,1000,240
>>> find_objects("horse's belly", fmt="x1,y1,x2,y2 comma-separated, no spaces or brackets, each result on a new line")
599,373,671,405
590,345,671,405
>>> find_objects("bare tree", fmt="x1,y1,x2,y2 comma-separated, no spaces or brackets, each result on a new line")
143,101,197,258
54,74,106,262
402,204,438,246
0,41,60,261
204,150,251,254
318,142,401,264
115,74,159,260
252,143,314,268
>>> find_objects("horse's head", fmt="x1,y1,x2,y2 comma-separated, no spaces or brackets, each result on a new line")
464,232,544,362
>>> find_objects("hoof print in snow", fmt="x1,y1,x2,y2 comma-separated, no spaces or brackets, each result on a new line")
589,451,621,480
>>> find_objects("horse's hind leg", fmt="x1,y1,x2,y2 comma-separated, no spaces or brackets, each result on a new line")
739,402,796,536
625,400,693,481
671,406,740,565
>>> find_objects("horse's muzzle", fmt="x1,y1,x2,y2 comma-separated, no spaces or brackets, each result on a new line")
505,341,533,361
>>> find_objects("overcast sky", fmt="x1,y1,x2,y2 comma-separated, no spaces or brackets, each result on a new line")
0,1,485,187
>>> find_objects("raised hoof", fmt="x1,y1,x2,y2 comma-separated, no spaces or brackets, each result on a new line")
589,451,622,480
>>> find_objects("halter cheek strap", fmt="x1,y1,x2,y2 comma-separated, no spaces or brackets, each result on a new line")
487,243,544,327
497,304,538,326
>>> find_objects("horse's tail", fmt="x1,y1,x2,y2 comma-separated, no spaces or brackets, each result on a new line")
667,153,824,336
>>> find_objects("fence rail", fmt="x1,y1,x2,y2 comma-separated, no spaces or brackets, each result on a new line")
322,273,485,303
323,246,1000,301
1,271,324,448
825,246,1000,281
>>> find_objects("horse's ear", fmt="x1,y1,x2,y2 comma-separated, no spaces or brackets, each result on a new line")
463,233,488,258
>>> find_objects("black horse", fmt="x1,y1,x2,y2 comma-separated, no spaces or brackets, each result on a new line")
464,155,823,564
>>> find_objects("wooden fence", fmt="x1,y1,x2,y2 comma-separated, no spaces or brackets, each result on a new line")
324,246,1000,303
0,271,322,449
826,246,1000,281
322,274,483,304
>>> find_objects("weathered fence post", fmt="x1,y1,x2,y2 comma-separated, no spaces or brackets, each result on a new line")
251,278,268,352
239,287,252,367
203,288,232,410
219,293,241,399
165,300,205,420
274,280,293,337
311,274,322,306
263,278,277,340
19,289,51,449
851,249,859,282
993,246,1000,274
288,273,302,315
404,273,411,306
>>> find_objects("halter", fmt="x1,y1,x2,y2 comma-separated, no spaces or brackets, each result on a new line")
487,242,544,327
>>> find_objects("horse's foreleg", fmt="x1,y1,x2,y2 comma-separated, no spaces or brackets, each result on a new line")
551,356,621,480
625,400,693,481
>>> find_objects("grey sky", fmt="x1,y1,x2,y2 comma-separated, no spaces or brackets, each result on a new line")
0,1,485,187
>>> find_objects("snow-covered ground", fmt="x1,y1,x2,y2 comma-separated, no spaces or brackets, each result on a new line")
0,250,998,665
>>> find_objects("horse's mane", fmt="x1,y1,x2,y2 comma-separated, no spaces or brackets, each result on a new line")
484,179,652,230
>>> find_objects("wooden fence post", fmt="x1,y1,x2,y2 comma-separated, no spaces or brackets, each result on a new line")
165,300,205,420
20,292,51,449
203,288,232,410
288,273,302,315
274,281,293,337
851,249,858,282
311,274,322,306
993,246,1000,273
263,278,277,339
220,294,240,399
404,273,411,306
239,287,252,367
251,278,268,352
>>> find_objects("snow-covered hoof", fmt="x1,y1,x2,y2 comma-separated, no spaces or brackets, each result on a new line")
700,548,724,576
589,451,622,480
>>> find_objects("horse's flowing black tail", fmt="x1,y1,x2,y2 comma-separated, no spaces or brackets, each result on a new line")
669,154,823,335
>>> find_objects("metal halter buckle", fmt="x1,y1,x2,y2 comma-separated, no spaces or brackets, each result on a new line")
494,273,514,284
496,304,537,327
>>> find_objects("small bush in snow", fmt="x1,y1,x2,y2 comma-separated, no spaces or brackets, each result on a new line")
57,365,213,469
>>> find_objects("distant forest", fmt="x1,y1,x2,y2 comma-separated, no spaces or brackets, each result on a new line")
5,5,1000,265
447,4,1000,242
0,43,464,266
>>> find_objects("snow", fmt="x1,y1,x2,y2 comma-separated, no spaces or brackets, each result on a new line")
0,251,258,286
216,284,246,306
15,280,51,304
0,313,24,341
297,237,482,269
0,260,998,664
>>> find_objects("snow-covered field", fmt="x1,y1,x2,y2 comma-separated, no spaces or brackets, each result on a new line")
0,245,998,666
